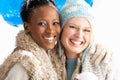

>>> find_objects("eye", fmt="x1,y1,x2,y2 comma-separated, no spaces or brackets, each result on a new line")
69,25,76,28
37,22,47,27
53,21,60,26
69,25,78,30
84,29,91,32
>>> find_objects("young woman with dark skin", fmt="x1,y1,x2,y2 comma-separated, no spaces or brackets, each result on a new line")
0,0,60,80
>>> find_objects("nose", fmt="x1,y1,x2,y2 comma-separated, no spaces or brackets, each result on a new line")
75,30,83,38
46,24,55,34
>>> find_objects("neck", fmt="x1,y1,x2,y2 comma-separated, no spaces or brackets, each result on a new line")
65,51,82,59
46,50,51,54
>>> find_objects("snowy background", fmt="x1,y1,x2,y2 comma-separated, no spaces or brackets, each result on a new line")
0,15,23,64
0,0,120,67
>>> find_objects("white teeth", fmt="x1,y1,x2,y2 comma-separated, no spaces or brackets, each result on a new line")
71,40,82,45
45,37,54,41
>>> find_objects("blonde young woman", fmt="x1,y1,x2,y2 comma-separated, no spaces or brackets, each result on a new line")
59,0,116,80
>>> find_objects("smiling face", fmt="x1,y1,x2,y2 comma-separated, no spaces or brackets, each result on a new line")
61,17,92,58
24,5,60,51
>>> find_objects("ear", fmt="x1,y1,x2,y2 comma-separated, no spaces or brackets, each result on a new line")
24,22,30,33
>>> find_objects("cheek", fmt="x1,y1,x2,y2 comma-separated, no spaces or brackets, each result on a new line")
56,27,61,35
61,31,67,45
63,28,74,35
61,33,65,44
85,34,92,44
61,30,69,40
61,28,75,40
30,25,42,33
31,28,45,39
61,30,73,45
36,27,46,33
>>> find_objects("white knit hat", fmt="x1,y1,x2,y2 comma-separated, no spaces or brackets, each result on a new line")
60,0,94,27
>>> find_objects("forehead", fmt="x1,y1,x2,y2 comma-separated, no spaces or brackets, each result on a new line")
66,17,91,28
33,5,58,15
28,5,59,23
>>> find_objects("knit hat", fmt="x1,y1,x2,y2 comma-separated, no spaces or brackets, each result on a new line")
60,0,94,27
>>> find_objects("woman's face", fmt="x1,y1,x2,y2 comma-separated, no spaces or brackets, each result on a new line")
24,6,60,51
61,17,92,58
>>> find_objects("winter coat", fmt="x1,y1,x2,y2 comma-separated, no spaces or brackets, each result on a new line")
0,30,63,80
60,46,117,80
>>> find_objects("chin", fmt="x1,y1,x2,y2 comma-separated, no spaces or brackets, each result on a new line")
71,49,83,54
46,47,54,51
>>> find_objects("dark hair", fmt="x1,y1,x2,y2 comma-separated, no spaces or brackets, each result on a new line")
20,0,57,23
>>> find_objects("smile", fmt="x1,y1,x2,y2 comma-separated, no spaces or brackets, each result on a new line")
44,37,54,43
70,40,83,45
